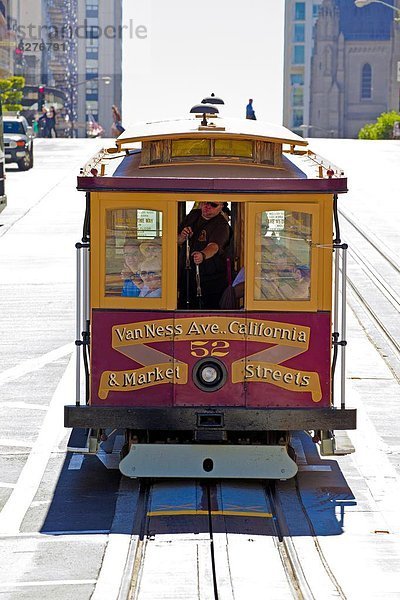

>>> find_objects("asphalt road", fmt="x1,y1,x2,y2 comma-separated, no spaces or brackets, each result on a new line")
0,138,399,599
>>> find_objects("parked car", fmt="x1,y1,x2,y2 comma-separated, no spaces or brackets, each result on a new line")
3,114,34,171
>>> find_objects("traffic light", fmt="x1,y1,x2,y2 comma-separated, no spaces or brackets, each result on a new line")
38,85,45,111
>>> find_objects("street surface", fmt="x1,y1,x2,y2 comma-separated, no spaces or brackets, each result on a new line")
0,138,399,598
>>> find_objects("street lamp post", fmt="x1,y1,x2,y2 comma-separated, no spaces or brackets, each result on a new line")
69,76,111,138
354,0,400,21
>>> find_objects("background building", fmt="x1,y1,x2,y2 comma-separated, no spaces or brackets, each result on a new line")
0,1,13,78
283,0,323,136
309,0,400,138
76,0,122,137
6,0,43,83
3,0,122,137
284,0,400,138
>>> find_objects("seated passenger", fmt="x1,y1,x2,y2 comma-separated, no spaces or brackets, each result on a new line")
139,238,162,261
291,265,311,299
138,258,162,298
219,266,245,309
260,264,310,300
121,240,143,297
178,201,231,309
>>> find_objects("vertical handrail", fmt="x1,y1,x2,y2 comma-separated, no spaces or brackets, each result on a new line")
331,247,340,404
75,243,82,406
340,245,348,410
82,245,89,325
82,244,90,404
332,242,348,410
333,248,340,338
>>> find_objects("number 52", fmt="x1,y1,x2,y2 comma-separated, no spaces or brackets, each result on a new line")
190,340,230,358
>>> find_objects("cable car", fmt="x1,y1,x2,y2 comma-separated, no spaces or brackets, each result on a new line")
64,103,356,479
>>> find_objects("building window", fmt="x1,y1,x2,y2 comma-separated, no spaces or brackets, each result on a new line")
361,63,372,99
86,79,98,101
295,2,306,20
292,87,304,108
86,46,98,59
312,4,320,18
291,73,304,86
293,45,305,65
85,18,100,38
86,100,99,113
86,0,98,17
293,24,305,42
86,59,98,70
292,110,304,128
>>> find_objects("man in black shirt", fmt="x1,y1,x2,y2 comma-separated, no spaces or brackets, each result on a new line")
178,201,231,309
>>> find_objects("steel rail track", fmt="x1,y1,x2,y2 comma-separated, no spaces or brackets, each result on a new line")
120,481,151,600
111,477,348,599
122,480,221,600
268,482,346,600
339,208,400,276
267,483,312,600
338,208,400,369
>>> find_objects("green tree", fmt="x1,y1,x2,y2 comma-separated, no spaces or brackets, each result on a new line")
0,76,25,112
358,111,400,139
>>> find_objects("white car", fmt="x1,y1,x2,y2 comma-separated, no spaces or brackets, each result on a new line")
3,115,34,171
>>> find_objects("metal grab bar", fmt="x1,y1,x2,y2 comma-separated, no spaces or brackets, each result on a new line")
332,242,348,410
75,241,90,406
341,245,348,410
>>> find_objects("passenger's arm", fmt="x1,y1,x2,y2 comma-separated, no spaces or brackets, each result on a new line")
192,242,219,264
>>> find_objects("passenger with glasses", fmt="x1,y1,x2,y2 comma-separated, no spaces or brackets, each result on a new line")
178,201,231,309
138,258,162,298
121,240,143,297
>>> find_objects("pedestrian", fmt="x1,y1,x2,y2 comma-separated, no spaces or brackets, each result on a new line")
111,105,125,137
47,106,57,138
246,98,256,120
178,201,231,309
38,106,49,138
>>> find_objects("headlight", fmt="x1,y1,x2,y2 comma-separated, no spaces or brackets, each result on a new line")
193,358,227,392
202,366,218,383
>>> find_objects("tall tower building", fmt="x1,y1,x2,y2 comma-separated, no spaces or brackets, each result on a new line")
283,0,323,136
0,1,12,78
4,0,44,82
44,0,78,130
76,0,122,137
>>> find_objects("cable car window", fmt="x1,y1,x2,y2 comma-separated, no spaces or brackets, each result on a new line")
105,208,162,298
214,139,253,158
150,141,164,164
254,209,311,301
171,139,211,157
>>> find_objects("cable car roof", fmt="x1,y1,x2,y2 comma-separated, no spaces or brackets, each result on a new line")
115,117,308,149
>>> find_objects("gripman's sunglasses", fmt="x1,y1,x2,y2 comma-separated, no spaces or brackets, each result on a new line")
204,202,221,208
